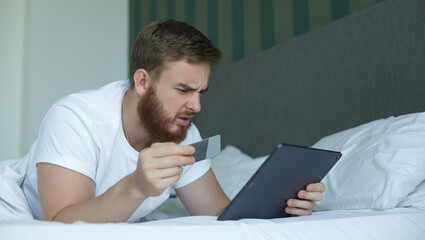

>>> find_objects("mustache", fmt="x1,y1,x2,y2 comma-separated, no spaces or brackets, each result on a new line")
176,111,195,118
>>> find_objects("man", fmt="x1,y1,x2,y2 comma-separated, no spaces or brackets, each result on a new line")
22,20,325,223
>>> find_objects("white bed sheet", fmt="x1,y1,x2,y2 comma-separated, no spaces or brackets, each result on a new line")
1,208,424,240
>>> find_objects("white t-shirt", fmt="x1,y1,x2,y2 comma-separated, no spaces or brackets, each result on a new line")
22,80,211,222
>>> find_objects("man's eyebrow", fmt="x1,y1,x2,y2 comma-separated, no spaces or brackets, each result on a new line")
177,83,209,93
177,83,196,91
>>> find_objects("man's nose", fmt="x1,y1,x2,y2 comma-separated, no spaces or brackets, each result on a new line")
186,94,201,113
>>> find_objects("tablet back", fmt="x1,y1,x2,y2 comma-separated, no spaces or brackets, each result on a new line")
218,143,341,221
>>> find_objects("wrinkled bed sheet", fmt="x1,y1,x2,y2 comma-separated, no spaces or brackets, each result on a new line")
1,208,425,240
0,157,33,220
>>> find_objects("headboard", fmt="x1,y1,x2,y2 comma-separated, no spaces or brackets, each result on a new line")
197,0,425,157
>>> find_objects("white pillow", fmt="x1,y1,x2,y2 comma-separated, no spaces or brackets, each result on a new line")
313,112,425,211
398,180,425,210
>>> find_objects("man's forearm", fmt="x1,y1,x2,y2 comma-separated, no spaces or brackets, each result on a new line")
50,173,146,223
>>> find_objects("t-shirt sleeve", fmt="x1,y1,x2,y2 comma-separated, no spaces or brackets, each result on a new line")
33,102,99,181
173,124,212,189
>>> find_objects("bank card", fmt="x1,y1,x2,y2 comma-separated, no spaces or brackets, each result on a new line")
190,135,221,162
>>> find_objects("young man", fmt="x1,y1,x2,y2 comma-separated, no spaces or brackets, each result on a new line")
22,20,325,223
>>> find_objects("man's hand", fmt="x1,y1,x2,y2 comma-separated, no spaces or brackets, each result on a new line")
285,182,325,216
132,142,195,197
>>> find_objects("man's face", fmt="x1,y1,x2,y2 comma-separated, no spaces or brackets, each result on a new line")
137,59,210,143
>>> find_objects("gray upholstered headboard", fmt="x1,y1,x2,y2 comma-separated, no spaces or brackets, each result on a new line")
197,0,425,157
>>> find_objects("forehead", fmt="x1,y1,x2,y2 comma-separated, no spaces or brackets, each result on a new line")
158,59,210,88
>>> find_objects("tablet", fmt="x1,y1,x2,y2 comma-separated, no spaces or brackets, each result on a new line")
217,143,341,221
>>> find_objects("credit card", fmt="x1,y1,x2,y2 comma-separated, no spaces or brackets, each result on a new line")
190,135,221,162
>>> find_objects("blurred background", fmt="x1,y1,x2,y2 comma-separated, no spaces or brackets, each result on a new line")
0,0,383,159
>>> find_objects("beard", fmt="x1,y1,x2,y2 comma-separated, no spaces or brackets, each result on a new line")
137,86,193,143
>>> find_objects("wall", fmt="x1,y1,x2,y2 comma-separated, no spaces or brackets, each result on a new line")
0,0,129,159
0,0,26,159
129,0,384,69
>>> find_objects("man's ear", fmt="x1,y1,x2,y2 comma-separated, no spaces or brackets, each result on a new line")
133,69,152,97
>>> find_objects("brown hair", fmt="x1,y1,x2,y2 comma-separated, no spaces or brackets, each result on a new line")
129,20,222,88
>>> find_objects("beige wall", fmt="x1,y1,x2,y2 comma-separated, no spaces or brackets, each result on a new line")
0,0,129,159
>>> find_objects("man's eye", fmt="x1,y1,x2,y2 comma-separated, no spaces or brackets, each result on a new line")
177,89,188,94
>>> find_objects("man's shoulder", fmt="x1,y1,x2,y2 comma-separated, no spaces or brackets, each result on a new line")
62,80,129,104
51,80,129,122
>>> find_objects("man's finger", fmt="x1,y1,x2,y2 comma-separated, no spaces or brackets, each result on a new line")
149,143,195,158
154,155,195,169
297,190,323,201
156,166,184,179
286,199,314,210
306,182,326,192
285,207,312,216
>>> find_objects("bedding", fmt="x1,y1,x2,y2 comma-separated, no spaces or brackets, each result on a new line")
0,156,33,220
399,180,425,210
1,208,425,240
312,112,425,211
1,143,425,239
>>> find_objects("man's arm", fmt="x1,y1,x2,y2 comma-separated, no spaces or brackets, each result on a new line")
38,143,195,223
38,163,148,223
176,169,230,216
176,168,325,216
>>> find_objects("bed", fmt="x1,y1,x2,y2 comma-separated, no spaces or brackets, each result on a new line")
1,0,425,239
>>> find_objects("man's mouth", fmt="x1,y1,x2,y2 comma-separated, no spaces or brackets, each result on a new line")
176,115,194,127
